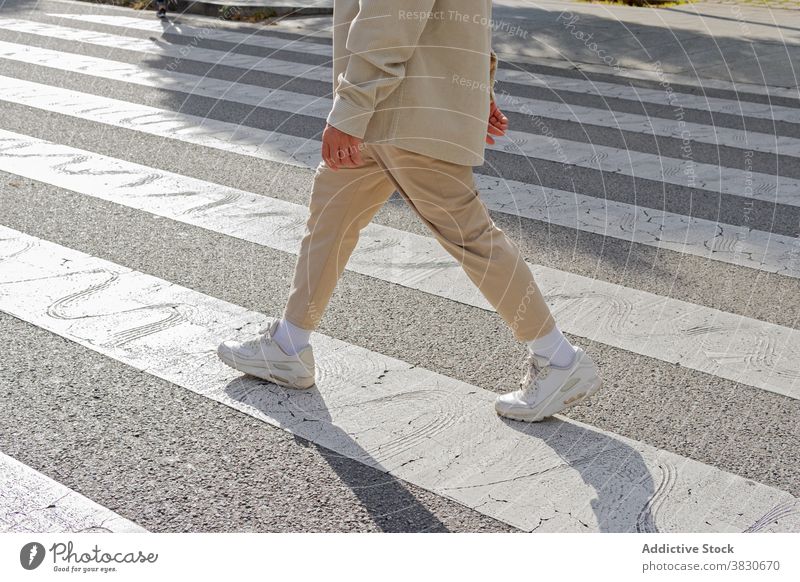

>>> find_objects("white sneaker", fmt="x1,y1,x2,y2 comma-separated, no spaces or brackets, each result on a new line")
495,347,602,422
217,319,315,389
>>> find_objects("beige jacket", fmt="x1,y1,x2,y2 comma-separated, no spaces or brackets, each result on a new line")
326,0,497,167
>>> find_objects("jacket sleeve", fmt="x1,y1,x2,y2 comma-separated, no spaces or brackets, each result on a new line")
326,0,436,138
489,49,498,104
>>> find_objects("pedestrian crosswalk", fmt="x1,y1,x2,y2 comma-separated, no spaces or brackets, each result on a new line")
40,11,800,120
0,451,146,533
2,69,798,278
5,35,799,159
2,129,799,399
3,16,799,207
50,11,335,56
0,1,798,533
18,13,800,124
2,225,798,533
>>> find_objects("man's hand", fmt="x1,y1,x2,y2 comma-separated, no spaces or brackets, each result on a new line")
486,100,509,145
322,123,365,171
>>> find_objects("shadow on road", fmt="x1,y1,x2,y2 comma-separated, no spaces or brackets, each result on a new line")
224,374,657,533
224,377,455,533
500,416,657,532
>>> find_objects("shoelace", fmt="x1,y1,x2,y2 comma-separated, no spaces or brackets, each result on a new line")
520,353,551,394
240,325,273,350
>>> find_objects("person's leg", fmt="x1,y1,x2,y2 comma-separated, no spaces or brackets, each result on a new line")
282,146,397,333
366,144,556,345
365,144,600,420
218,146,396,387
272,316,312,356
525,323,576,368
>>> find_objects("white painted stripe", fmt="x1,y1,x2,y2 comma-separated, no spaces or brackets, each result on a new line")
0,40,334,119
2,21,797,201
501,48,800,101
498,125,798,206
495,68,800,125
48,12,334,57
1,226,797,533
2,39,795,160
0,18,330,81
0,451,146,533
498,94,800,158
13,15,800,124
46,11,800,102
0,74,319,164
1,129,798,400
1,75,797,281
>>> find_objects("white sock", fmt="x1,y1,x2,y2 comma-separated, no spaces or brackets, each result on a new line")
272,318,311,356
526,324,577,367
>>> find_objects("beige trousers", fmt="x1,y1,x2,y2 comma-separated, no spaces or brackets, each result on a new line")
283,144,556,342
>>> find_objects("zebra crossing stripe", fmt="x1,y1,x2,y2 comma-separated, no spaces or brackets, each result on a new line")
0,451,146,533
0,27,795,201
3,20,798,204
1,129,799,400
0,225,798,533
495,67,800,125
2,39,796,159
0,18,331,82
0,74,796,280
48,12,334,56
2,16,799,125
47,11,800,102
21,37,800,159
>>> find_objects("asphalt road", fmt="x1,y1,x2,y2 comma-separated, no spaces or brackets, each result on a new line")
0,0,798,532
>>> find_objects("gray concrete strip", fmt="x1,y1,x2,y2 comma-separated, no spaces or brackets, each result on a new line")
0,451,147,533
176,0,333,17
196,0,331,7
1,224,798,532
489,0,800,89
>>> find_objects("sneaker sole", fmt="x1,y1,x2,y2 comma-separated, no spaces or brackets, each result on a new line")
217,348,315,390
496,376,603,423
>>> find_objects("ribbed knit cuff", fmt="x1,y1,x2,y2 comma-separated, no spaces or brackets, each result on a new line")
326,93,374,138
